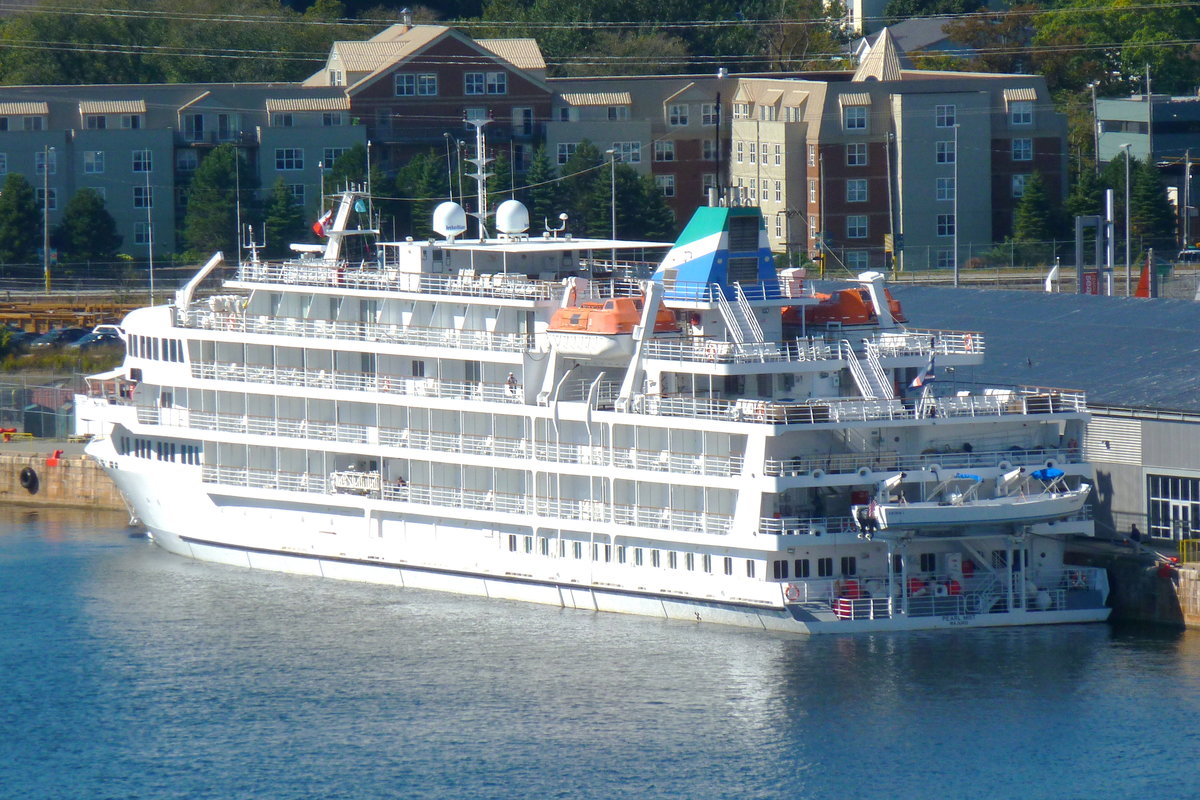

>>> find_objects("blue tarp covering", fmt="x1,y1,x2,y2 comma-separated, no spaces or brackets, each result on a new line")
1031,467,1064,481
954,473,983,482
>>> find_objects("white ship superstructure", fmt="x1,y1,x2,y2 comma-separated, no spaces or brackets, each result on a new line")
76,185,1110,633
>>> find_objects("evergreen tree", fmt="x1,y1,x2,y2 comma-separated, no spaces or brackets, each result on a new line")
182,144,257,259
0,173,41,265
1065,165,1102,222
487,150,516,203
325,144,395,233
519,146,559,233
1129,157,1176,250
1013,171,1054,243
558,140,604,235
633,173,677,241
394,151,444,240
262,179,307,258
53,188,122,264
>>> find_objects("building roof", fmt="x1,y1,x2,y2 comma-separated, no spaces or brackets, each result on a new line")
265,96,350,113
890,286,1200,413
858,17,955,56
0,101,47,115
477,38,546,71
560,91,631,106
853,27,910,82
79,100,146,114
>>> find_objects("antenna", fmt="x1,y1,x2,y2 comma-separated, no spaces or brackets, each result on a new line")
465,117,493,241
234,151,243,267
241,223,265,265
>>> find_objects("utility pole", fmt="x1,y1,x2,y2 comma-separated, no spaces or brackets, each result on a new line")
42,144,53,293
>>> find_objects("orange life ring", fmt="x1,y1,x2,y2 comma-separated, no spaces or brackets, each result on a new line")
964,333,974,353
784,584,802,602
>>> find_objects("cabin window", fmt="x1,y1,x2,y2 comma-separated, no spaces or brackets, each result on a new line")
893,554,903,573
724,557,733,575
772,559,789,580
604,544,612,562
508,534,518,552
920,552,936,572
702,554,711,573
685,553,695,571
817,557,833,577
794,559,810,578
539,536,549,555
524,536,533,553
634,547,643,565
747,559,756,578
411,360,425,378
651,549,661,567
617,545,626,563
841,556,857,576
668,551,678,569
573,541,583,559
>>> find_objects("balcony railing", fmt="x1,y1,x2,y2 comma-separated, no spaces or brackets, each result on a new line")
233,262,560,300
764,447,1080,477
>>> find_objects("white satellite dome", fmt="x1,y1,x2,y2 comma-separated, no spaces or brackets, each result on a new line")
432,201,467,239
495,199,530,235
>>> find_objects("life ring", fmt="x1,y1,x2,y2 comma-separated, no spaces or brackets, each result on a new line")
964,333,974,353
857,466,871,478
811,469,825,479
784,584,802,602
705,342,718,362
19,466,38,494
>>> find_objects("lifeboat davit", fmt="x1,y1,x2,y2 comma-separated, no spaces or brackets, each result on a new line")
548,297,678,358
786,287,907,327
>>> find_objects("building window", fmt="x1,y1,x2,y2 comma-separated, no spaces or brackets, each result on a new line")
748,178,756,202
573,541,583,560
702,140,717,160
735,140,744,163
846,250,870,270
395,73,436,96
557,107,573,122
686,552,695,571
937,213,955,237
23,116,44,131
322,147,348,168
182,113,203,141
611,141,641,163
846,178,867,203
132,186,151,208
465,72,484,95
556,142,576,165
809,179,817,203
654,141,675,162
605,105,629,121
132,149,152,173
733,102,749,119
761,142,769,163
322,112,344,127
775,180,782,202
417,73,438,95
655,174,675,197
275,148,304,171
486,72,506,94
936,176,955,201
328,69,344,86
936,248,956,269
935,104,956,128
289,184,305,205
668,103,688,126
121,114,142,129
842,105,867,131
702,173,716,196
85,114,106,130
134,222,152,245
1012,138,1033,161
702,102,718,126
919,552,937,572
513,107,533,136
847,215,867,239
846,142,867,166
807,144,816,166
1010,100,1033,126
36,188,56,211
271,112,294,128
774,216,782,237
509,534,518,553
749,143,756,164
83,151,104,174
936,140,955,164
634,547,644,566
1148,474,1200,540
774,143,782,165
0,153,7,175
758,104,777,121
35,149,56,176
1012,174,1028,198
176,150,198,172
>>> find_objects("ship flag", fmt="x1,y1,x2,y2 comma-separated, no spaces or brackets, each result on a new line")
312,209,333,238
910,353,936,389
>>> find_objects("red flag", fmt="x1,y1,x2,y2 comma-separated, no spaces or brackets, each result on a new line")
312,209,333,238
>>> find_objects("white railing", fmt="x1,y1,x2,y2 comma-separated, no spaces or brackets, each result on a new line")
757,516,857,536
235,261,559,300
182,309,533,354
640,337,837,365
200,464,732,535
764,447,1080,478
868,328,984,358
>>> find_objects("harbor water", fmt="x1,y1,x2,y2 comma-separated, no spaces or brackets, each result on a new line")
2,508,1198,799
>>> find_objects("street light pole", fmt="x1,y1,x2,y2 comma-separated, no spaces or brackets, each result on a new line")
1089,81,1100,174
1120,142,1131,295
42,145,53,293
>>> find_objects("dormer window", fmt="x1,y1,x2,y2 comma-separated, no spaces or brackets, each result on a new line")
86,115,107,130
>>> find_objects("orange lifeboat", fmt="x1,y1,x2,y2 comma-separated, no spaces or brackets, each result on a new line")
548,297,678,358
786,287,907,327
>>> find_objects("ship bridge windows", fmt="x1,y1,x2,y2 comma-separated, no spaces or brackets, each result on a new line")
817,557,833,577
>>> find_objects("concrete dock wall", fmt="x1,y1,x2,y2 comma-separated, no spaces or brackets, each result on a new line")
0,450,125,511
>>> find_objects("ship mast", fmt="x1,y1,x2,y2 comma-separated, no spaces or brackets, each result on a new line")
465,117,493,241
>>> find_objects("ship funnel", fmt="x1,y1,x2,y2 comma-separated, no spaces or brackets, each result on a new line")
433,201,468,240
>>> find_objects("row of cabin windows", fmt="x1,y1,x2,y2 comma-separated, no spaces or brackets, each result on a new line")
117,435,201,465
771,551,1022,581
506,535,758,577
130,335,183,362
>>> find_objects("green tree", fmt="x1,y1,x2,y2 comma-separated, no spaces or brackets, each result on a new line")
262,179,308,258
631,173,677,240
53,188,122,264
941,5,1038,75
182,144,258,259
1013,172,1055,243
882,0,977,19
1129,157,1175,250
557,140,604,235
394,151,444,240
758,0,849,72
518,146,560,231
1065,164,1102,221
0,173,41,265
487,149,516,202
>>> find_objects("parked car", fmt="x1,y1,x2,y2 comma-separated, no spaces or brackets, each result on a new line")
30,327,89,348
69,329,124,350
1,325,33,352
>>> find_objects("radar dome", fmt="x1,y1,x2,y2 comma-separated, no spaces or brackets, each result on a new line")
433,202,467,239
496,200,530,235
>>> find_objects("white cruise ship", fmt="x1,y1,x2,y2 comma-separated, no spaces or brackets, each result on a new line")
76,182,1111,633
